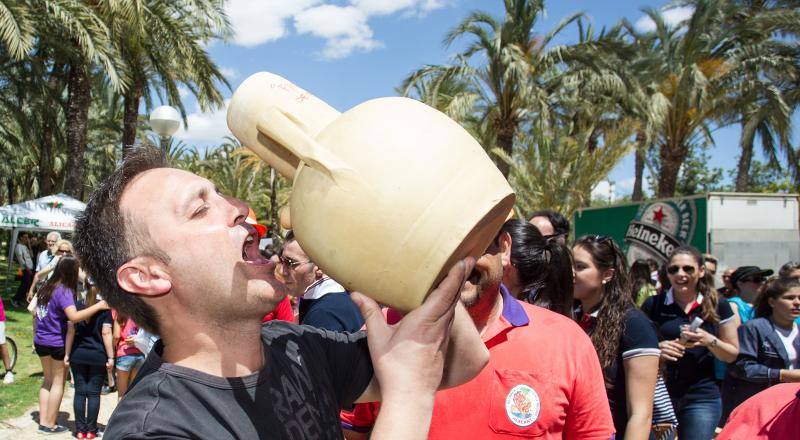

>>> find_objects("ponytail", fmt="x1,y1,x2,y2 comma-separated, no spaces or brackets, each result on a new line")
501,220,574,319
540,238,575,319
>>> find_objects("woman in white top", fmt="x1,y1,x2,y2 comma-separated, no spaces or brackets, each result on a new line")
725,277,800,420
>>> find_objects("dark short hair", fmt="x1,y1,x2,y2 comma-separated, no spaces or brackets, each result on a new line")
528,210,570,239
74,146,170,333
755,277,800,318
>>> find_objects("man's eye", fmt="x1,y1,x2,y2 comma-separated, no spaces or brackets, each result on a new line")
192,204,209,218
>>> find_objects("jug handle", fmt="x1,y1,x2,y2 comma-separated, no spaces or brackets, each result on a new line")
256,107,348,181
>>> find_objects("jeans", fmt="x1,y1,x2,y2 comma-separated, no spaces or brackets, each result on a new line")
674,396,721,440
71,363,105,433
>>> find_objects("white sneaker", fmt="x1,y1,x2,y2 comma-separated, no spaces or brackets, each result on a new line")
3,371,13,384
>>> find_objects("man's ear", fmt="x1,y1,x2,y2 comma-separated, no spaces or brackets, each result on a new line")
117,256,172,297
314,264,325,280
499,232,513,267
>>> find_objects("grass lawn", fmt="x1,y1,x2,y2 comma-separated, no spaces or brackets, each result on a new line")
1,265,42,420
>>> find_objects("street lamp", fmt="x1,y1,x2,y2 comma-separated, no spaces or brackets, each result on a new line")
149,105,181,149
608,180,616,204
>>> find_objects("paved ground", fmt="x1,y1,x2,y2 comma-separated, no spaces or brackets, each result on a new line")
0,386,118,439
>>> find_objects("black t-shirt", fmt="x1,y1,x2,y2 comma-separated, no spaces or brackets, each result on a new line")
104,321,374,439
69,303,113,366
603,308,660,437
641,292,734,402
299,292,365,333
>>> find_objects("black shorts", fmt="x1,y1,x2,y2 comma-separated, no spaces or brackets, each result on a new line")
35,344,66,360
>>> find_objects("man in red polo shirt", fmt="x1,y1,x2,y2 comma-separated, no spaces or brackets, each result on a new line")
342,230,615,439
717,383,800,439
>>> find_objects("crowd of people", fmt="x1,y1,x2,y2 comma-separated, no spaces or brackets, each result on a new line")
1,146,799,439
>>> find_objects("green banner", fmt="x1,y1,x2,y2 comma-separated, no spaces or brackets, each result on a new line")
574,196,707,264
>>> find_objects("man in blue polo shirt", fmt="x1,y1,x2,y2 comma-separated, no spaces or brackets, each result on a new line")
279,232,364,333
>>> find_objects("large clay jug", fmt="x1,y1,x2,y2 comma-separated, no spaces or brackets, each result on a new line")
228,73,515,312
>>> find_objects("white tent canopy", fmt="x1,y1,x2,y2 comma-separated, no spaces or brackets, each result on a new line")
2,194,86,293
0,193,86,233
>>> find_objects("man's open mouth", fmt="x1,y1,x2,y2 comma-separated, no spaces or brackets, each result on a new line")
467,268,481,285
242,230,270,265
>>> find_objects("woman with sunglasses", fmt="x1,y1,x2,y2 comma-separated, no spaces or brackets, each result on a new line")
27,240,80,301
500,219,574,318
723,277,800,422
642,246,739,440
572,236,660,439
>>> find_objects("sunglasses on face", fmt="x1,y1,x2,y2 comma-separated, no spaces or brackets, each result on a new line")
667,265,696,275
57,249,71,254
278,255,310,270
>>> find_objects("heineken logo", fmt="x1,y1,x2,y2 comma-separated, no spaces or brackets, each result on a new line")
624,200,697,263
625,222,682,259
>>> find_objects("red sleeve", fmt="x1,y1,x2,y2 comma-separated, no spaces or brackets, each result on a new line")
262,297,295,323
276,296,295,322
564,329,616,440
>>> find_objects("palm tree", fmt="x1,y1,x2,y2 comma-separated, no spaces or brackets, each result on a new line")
100,0,231,158
633,1,741,197
0,0,34,59
17,0,125,198
400,0,583,177
715,0,799,191
615,22,668,201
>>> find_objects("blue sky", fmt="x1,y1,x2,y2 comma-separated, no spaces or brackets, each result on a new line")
169,0,792,199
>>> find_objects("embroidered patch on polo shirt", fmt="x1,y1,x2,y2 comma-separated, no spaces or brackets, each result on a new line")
505,384,540,427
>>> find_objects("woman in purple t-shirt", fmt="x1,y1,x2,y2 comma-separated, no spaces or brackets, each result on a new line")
32,256,108,434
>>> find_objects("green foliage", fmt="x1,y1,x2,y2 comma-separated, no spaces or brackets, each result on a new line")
497,121,634,220
730,159,797,193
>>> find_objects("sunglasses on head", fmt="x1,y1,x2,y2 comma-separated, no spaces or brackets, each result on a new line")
667,265,696,275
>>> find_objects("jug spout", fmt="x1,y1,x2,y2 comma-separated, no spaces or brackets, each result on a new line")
227,72,340,179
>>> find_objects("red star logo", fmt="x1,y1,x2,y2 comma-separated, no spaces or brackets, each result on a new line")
653,207,666,224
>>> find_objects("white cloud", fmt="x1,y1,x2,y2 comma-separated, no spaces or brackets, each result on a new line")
225,0,450,59
294,5,382,59
226,0,321,47
635,6,694,33
174,100,231,143
592,180,619,202
220,66,239,80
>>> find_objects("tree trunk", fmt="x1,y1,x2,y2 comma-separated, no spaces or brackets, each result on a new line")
121,78,144,159
7,179,15,205
632,131,646,201
657,142,686,198
63,60,92,199
735,122,754,192
37,63,64,196
493,117,516,177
